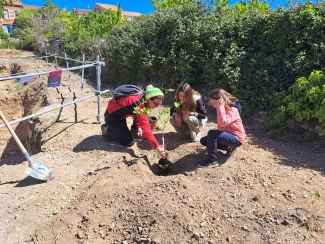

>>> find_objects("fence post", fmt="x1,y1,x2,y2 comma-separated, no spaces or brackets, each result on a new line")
64,53,72,86
45,51,49,66
81,54,85,97
95,55,101,123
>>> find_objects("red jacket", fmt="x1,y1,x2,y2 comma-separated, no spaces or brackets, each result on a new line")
107,94,159,148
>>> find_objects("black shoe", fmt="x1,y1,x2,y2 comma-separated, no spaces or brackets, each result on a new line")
226,147,237,158
198,158,219,168
101,124,110,141
109,141,128,148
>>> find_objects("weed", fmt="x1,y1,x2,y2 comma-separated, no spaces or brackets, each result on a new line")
15,83,24,92
304,190,321,230
52,109,60,124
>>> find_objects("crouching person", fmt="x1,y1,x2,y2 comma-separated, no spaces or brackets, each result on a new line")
101,84,167,159
198,88,245,168
169,83,207,142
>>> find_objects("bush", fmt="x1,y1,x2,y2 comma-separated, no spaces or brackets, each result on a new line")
284,70,325,135
0,39,19,49
0,30,10,40
265,70,325,137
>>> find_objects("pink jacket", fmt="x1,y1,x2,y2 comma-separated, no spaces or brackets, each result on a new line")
216,106,246,143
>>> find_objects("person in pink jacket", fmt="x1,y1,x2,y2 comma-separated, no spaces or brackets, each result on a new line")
198,88,246,168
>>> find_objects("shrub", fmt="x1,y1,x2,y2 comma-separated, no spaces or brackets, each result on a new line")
266,70,325,136
0,30,10,40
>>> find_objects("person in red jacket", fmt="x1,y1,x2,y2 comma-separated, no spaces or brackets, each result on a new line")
101,85,167,159
198,88,246,168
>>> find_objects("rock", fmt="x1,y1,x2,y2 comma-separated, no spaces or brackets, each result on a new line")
281,219,289,225
99,222,106,227
152,238,161,244
242,226,249,231
200,222,207,227
77,230,84,239
192,232,200,240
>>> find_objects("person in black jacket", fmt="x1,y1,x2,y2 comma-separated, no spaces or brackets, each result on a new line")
170,83,207,142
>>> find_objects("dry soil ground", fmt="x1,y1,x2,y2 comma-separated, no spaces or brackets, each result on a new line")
0,49,324,244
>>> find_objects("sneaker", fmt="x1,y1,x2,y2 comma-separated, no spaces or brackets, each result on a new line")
198,158,219,168
226,147,237,158
192,132,201,142
182,132,191,139
101,124,110,141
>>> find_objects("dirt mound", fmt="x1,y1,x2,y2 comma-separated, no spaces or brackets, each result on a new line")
0,51,324,244
0,79,48,153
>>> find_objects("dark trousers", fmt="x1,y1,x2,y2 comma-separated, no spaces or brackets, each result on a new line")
200,130,242,161
104,111,135,147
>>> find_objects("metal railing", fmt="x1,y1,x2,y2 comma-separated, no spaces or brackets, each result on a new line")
0,54,109,130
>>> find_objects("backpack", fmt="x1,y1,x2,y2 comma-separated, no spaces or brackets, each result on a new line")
234,102,242,115
113,84,143,99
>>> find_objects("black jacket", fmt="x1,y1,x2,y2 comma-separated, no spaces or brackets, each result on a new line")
170,98,207,120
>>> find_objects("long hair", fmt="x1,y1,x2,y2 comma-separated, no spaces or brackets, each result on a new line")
209,88,238,110
175,83,200,114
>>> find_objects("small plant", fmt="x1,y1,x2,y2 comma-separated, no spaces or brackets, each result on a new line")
174,101,183,108
153,108,172,150
305,190,321,214
15,83,25,92
52,109,60,124
133,98,152,116
303,190,321,230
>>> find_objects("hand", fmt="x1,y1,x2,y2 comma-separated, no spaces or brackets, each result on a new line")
174,113,181,125
217,98,225,107
156,146,168,159
137,127,143,137
182,111,190,122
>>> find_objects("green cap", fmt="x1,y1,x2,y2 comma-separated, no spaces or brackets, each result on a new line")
145,85,164,100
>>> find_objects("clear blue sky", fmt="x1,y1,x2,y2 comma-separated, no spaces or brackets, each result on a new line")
21,0,312,15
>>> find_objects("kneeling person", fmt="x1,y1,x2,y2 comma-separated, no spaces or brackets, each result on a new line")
102,84,167,159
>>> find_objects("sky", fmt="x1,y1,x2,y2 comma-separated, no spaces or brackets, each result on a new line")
21,0,313,15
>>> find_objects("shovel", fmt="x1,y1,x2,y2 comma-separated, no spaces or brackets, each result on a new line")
0,109,55,181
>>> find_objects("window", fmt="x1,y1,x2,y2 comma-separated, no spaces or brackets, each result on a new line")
7,26,13,34
14,10,19,17
4,9,9,19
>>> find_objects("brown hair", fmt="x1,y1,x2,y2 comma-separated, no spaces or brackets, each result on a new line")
175,83,200,114
209,88,238,110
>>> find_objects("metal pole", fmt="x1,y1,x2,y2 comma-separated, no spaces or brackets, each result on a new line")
55,56,84,64
0,63,97,81
81,54,85,97
65,53,72,86
45,51,49,66
0,90,109,129
95,55,101,123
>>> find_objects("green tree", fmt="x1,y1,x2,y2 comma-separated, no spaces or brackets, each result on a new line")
152,0,195,10
0,0,12,18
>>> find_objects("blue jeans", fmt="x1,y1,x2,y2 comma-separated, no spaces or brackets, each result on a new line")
200,130,242,161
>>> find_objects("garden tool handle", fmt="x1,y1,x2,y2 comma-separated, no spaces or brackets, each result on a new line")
0,109,34,167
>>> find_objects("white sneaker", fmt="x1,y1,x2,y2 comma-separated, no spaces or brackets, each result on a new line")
193,132,201,142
